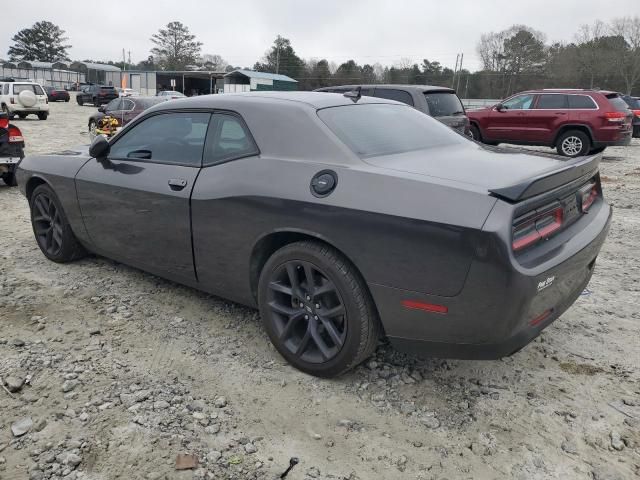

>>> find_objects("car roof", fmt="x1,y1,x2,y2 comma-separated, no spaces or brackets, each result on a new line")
150,91,403,111
316,84,456,93
517,88,619,96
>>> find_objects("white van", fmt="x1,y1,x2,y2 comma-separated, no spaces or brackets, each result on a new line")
0,80,50,120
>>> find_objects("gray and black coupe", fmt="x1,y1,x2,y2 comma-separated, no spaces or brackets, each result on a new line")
16,92,611,377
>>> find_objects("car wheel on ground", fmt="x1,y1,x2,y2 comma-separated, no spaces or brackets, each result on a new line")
93,98,100,108
77,97,84,106
30,184,87,263
1,172,17,186
17,113,27,119
469,124,481,142
1,104,14,120
65,99,69,103
258,240,381,378
557,130,591,157
37,112,48,121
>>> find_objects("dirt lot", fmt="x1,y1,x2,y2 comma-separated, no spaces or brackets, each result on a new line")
1,98,639,480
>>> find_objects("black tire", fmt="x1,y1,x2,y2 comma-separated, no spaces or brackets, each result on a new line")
37,112,48,121
93,98,100,108
589,146,606,155
258,240,381,378
30,184,87,263
469,124,482,142
77,97,84,106
1,104,15,120
65,99,70,102
17,113,27,119
1,172,17,186
556,130,591,157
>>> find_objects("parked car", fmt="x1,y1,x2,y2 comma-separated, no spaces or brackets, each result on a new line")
44,85,70,102
16,91,611,377
88,96,168,137
76,85,118,106
0,111,25,186
620,94,640,138
467,89,633,156
0,80,49,120
156,90,186,99
315,84,470,135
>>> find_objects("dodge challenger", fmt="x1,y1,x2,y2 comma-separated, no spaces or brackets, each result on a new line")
16,91,611,377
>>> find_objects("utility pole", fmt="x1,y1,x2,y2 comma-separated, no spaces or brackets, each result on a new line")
122,48,126,71
127,50,131,66
276,44,280,74
456,53,464,92
451,53,459,88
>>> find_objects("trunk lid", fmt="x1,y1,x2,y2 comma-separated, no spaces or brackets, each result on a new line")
364,143,601,201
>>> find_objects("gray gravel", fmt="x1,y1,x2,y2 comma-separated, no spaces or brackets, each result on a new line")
0,97,639,479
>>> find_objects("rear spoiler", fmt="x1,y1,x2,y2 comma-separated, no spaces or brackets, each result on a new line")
489,154,601,202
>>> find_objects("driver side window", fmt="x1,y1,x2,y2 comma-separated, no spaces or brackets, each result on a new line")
109,112,211,166
502,94,534,110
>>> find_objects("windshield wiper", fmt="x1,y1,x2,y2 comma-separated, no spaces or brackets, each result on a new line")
450,111,466,116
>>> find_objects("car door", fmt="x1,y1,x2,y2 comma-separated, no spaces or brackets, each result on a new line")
485,93,535,142
527,93,569,143
75,111,211,283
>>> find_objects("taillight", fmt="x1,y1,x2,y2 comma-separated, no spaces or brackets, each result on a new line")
633,109,640,118
579,183,598,212
513,204,564,252
604,111,626,122
8,126,24,143
0,118,7,129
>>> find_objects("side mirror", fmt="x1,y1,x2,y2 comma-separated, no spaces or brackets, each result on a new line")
89,135,110,159
495,103,505,112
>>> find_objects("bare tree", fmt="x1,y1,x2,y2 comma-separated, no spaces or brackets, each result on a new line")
609,16,640,94
200,54,227,71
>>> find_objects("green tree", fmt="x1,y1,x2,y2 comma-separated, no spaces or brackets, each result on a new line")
150,21,202,70
254,35,306,80
8,21,70,62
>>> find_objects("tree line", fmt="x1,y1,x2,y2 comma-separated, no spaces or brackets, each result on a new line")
4,17,640,96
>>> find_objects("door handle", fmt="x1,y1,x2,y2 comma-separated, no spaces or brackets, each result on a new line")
555,112,567,115
168,178,187,191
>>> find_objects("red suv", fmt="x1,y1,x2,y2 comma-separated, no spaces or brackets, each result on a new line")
468,89,633,157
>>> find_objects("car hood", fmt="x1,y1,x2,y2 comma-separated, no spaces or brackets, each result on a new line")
363,143,582,195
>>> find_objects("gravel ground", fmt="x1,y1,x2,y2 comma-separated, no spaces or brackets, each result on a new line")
1,97,639,480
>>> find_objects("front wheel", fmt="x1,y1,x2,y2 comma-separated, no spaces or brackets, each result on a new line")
93,98,100,107
77,97,84,106
258,240,381,378
30,184,86,263
37,112,48,120
469,124,481,142
557,130,591,157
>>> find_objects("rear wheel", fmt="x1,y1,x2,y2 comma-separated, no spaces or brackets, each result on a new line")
30,184,86,263
1,172,17,186
77,97,84,106
557,130,590,157
258,240,380,378
93,98,100,107
37,112,48,120
17,113,27,119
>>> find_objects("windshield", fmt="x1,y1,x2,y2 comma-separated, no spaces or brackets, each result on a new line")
318,103,465,159
424,92,464,117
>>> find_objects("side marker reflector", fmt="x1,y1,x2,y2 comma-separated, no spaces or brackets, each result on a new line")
529,309,553,327
401,300,448,314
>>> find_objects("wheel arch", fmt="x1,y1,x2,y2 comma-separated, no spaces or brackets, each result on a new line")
25,175,51,203
552,124,594,147
249,229,377,315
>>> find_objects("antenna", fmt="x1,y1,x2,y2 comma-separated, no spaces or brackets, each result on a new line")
344,86,362,103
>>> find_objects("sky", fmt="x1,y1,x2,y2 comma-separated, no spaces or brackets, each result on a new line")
2,0,639,72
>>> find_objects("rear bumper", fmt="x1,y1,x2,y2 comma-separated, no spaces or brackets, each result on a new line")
593,128,632,147
372,201,612,359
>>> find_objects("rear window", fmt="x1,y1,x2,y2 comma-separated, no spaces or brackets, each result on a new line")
372,88,414,106
622,96,640,109
568,95,597,109
318,104,464,159
606,94,631,112
13,84,44,95
424,92,464,117
535,94,568,109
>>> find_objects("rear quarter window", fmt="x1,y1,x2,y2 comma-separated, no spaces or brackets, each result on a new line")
372,88,415,106
567,95,597,109
424,92,464,116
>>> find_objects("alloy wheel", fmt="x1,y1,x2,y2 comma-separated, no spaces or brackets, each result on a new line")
561,136,582,156
32,193,64,256
266,260,347,363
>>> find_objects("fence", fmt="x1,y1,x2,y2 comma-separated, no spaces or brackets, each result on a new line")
0,64,85,89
